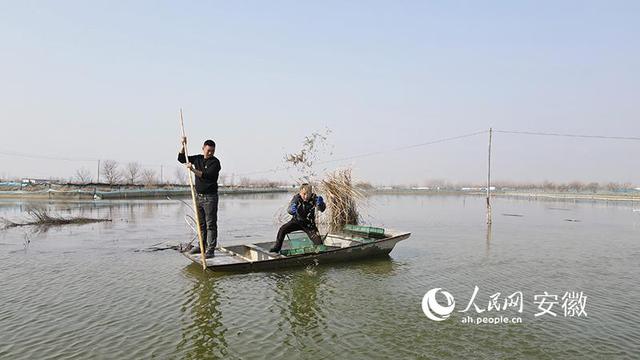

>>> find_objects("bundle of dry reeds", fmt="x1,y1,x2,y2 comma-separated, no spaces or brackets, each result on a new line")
0,208,111,230
319,168,363,232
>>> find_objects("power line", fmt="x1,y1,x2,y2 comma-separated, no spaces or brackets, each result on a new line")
236,128,640,177
237,129,488,176
320,129,488,163
5,128,638,179
493,130,640,141
0,149,173,168
0,149,98,162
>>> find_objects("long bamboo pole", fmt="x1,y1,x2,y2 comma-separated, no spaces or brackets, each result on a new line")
180,109,207,269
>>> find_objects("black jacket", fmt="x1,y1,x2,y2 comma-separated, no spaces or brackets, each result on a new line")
287,193,326,227
177,153,221,194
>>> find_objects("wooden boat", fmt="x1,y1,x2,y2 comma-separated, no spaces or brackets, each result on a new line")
182,226,411,272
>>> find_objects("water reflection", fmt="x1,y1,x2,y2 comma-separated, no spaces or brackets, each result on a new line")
275,266,327,335
356,256,400,276
0,195,638,359
328,256,401,277
274,257,400,342
485,223,492,257
178,265,228,359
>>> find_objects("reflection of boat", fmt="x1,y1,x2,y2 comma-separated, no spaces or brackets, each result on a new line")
182,226,411,272
178,266,229,357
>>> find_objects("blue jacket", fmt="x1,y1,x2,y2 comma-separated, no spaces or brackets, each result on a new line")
287,193,326,226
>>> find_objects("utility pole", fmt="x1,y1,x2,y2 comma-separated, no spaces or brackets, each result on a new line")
97,160,101,184
486,128,493,225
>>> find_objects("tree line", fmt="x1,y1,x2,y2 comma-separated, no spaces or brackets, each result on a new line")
73,161,186,186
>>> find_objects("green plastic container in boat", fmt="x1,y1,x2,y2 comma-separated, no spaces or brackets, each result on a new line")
285,231,314,249
280,247,305,256
343,224,386,239
280,244,327,256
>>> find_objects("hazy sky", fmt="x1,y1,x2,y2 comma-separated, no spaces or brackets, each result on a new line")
1,1,639,185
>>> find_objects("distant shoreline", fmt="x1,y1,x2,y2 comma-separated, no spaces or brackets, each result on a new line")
370,189,640,203
1,185,639,204
0,186,290,201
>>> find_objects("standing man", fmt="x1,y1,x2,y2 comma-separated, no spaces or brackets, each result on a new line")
178,137,221,258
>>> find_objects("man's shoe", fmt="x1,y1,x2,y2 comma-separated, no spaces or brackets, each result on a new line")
269,247,280,253
205,247,215,258
189,246,201,255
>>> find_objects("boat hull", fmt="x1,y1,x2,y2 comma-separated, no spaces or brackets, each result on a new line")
183,230,410,272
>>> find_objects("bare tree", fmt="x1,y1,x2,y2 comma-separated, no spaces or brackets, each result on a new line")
102,160,121,185
542,180,557,192
355,181,374,190
218,173,228,186
125,162,141,185
606,182,621,192
557,183,569,192
586,182,599,193
174,166,187,185
568,181,585,192
75,167,92,184
141,169,157,186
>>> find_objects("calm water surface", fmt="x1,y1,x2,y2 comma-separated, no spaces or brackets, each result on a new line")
0,194,639,359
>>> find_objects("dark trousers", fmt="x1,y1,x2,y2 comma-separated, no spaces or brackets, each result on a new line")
274,219,323,250
196,193,218,249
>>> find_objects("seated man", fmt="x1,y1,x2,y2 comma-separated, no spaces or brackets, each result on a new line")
270,183,326,253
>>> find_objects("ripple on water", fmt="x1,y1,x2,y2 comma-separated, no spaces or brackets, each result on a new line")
1,196,639,359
